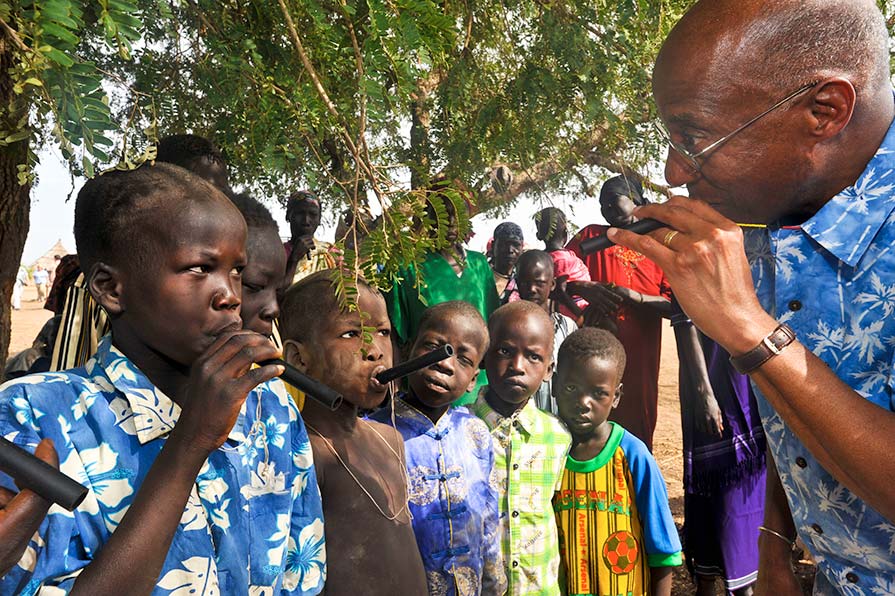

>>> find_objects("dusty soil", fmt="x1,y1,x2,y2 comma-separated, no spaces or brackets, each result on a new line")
9,285,53,356
8,292,815,594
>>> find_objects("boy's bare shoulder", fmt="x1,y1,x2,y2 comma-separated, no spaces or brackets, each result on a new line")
363,417,404,451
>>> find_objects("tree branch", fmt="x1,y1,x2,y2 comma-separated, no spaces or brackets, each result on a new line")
477,125,669,209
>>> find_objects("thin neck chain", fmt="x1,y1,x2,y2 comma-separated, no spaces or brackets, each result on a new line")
305,419,410,522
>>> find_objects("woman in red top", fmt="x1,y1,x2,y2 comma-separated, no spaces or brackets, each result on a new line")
566,176,672,450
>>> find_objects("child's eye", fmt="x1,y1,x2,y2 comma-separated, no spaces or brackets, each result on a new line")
529,353,542,362
378,328,391,337
459,356,474,367
232,266,245,275
340,330,361,339
188,265,211,274
243,283,262,294
564,384,576,393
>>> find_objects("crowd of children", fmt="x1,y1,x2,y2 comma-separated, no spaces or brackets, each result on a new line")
0,139,735,596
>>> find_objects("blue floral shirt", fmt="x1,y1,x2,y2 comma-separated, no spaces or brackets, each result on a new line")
744,113,895,594
370,399,506,595
0,337,326,595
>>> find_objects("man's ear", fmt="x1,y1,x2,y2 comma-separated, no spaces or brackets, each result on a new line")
809,78,856,141
88,262,125,316
612,383,623,409
283,339,311,374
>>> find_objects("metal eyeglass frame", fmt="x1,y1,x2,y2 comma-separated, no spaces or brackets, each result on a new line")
654,81,819,173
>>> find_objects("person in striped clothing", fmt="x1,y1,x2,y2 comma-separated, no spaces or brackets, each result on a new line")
552,328,681,596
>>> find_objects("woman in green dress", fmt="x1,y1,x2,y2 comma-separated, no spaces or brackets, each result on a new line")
386,191,500,405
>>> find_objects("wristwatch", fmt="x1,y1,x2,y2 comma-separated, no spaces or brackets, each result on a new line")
729,323,796,374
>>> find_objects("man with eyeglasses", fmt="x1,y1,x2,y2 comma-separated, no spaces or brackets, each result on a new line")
610,1,895,594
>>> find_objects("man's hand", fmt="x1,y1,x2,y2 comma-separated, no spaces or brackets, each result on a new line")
567,281,623,318
172,331,283,456
0,438,56,576
607,197,777,354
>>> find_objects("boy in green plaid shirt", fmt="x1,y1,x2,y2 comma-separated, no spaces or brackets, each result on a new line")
473,301,571,595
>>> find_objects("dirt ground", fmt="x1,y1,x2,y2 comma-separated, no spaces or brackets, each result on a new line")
8,287,814,594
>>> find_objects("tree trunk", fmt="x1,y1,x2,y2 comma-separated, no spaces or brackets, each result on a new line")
0,30,32,367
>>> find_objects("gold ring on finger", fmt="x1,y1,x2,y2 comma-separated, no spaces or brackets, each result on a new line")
662,230,680,248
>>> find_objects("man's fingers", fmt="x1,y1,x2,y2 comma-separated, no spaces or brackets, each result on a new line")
607,226,676,269
633,196,736,233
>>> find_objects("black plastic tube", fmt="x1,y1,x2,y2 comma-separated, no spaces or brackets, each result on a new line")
0,437,88,511
579,218,665,255
375,344,454,385
260,359,344,411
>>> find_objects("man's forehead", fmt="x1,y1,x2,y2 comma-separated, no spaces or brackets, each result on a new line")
653,1,775,120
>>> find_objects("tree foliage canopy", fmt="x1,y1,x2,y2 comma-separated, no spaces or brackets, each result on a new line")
2,0,895,351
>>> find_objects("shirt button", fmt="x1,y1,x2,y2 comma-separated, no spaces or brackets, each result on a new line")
846,572,859,584
512,463,519,470
811,523,824,535
512,510,519,518
512,560,519,568
788,300,802,312
795,457,807,468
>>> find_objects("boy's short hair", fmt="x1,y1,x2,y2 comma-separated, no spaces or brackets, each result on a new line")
558,328,626,380
516,250,555,276
73,162,224,274
228,192,278,231
488,301,554,353
280,269,376,341
416,301,489,354
156,134,226,171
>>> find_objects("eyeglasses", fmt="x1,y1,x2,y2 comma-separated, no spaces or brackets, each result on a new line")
655,81,819,173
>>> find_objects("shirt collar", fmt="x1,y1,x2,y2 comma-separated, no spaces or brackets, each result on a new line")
800,108,895,267
472,386,537,437
97,337,246,445
390,397,462,439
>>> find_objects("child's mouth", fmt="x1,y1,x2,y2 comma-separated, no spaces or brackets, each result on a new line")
368,366,389,392
422,374,450,392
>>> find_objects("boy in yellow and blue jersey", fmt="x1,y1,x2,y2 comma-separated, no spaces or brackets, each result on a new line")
552,328,680,596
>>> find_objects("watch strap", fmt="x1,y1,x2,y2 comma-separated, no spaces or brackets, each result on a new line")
730,323,796,374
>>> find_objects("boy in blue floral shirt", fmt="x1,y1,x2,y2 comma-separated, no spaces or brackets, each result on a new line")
0,164,325,594
370,301,506,595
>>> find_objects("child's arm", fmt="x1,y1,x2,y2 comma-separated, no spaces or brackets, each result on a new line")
649,566,672,596
0,438,56,577
70,331,283,595
621,433,682,583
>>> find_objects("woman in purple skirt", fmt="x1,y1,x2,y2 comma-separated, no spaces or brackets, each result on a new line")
673,303,767,596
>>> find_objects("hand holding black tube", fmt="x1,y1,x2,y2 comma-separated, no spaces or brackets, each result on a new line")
0,437,87,511
579,218,664,254
259,359,344,411
375,345,454,385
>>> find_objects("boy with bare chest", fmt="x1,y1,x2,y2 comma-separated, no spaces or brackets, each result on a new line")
279,270,428,594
